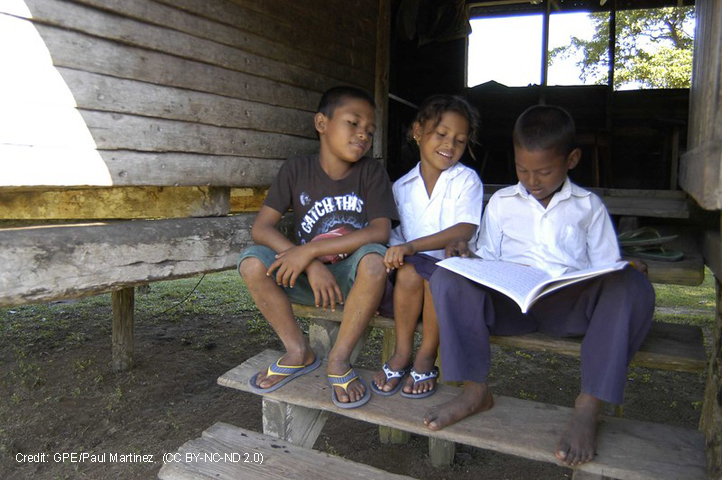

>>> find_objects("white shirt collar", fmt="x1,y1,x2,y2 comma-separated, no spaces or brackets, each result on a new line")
398,161,467,186
502,178,589,205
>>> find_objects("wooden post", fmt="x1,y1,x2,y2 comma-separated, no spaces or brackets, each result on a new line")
427,349,456,466
112,287,134,372
378,327,411,444
262,398,328,449
373,0,391,165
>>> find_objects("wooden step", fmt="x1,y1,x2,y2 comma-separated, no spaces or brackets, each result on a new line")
219,350,708,480
291,305,707,373
158,422,411,480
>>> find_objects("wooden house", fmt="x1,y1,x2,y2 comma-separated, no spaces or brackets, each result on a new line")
0,0,721,477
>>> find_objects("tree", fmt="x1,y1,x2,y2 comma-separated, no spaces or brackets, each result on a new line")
550,7,695,89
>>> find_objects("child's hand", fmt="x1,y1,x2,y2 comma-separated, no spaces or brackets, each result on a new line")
267,245,315,288
445,239,471,258
627,258,649,276
384,244,415,272
306,261,344,310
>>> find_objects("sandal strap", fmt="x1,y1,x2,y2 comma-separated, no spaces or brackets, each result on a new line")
328,368,359,391
267,359,306,377
409,367,439,384
381,362,407,380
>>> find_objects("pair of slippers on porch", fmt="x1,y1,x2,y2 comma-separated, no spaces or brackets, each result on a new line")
370,362,439,399
248,357,372,409
618,227,684,262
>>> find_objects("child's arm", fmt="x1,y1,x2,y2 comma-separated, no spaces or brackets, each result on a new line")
384,223,477,270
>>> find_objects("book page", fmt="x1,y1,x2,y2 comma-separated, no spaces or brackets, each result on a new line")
436,257,551,307
529,261,629,303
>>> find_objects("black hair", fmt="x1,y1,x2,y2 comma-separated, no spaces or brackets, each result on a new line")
513,105,576,156
317,86,376,118
409,95,481,147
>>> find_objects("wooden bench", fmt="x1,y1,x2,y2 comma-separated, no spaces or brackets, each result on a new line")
217,349,708,480
158,422,412,480
291,305,707,374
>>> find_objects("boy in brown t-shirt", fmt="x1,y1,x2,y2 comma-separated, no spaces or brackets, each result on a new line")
238,86,398,409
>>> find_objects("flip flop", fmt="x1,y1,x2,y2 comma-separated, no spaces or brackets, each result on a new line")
328,367,371,409
622,245,684,262
617,227,678,247
248,356,321,394
400,366,439,399
371,362,410,396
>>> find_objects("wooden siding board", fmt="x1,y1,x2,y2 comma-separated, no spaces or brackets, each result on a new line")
28,21,320,111
79,110,318,158
16,0,345,93
154,0,375,74
231,0,377,56
57,67,316,138
67,0,373,87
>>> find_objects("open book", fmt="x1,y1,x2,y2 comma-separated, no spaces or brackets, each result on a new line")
436,257,628,313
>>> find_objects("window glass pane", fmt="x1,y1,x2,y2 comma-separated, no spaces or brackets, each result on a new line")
467,15,542,88
548,12,609,86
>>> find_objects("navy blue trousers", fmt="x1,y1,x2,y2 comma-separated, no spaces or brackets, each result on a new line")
429,266,655,404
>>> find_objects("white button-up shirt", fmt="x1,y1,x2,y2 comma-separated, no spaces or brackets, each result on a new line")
390,162,484,260
476,179,620,276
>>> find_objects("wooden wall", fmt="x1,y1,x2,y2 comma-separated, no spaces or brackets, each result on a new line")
0,0,378,191
680,0,722,210
0,0,380,305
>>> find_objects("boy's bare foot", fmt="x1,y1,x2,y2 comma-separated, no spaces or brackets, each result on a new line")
328,358,366,403
403,354,437,395
372,352,411,393
253,349,316,389
423,381,493,430
555,393,602,466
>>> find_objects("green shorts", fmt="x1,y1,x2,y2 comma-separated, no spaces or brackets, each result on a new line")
237,243,387,306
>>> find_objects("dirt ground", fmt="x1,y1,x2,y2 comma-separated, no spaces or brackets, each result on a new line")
0,275,710,479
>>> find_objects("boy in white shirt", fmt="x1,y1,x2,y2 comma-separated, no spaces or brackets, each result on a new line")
424,105,654,467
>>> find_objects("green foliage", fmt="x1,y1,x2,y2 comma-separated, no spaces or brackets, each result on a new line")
550,6,695,89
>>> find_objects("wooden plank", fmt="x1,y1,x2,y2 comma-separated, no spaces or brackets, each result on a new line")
156,0,374,73
77,110,318,158
0,215,255,307
291,305,707,373
0,148,283,188
484,185,691,219
233,0,377,55
111,287,134,372
69,0,373,87
13,0,345,93
680,142,722,210
219,350,708,480
230,188,268,213
29,21,320,112
0,187,229,219
633,251,705,287
56,68,316,138
158,422,412,480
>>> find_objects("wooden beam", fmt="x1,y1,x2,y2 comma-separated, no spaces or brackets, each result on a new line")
0,187,229,219
230,188,268,213
0,214,255,307
373,0,391,163
111,287,134,372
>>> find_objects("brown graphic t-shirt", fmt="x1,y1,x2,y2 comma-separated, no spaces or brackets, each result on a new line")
264,154,399,259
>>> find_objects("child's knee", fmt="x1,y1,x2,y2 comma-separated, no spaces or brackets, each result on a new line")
356,253,386,281
238,257,267,281
395,263,423,290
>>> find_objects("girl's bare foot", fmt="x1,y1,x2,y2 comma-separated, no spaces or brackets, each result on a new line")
555,393,602,466
372,351,411,393
423,381,494,430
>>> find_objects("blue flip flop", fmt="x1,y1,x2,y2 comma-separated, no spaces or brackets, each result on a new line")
400,366,439,399
248,356,321,394
328,367,371,409
371,362,409,396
